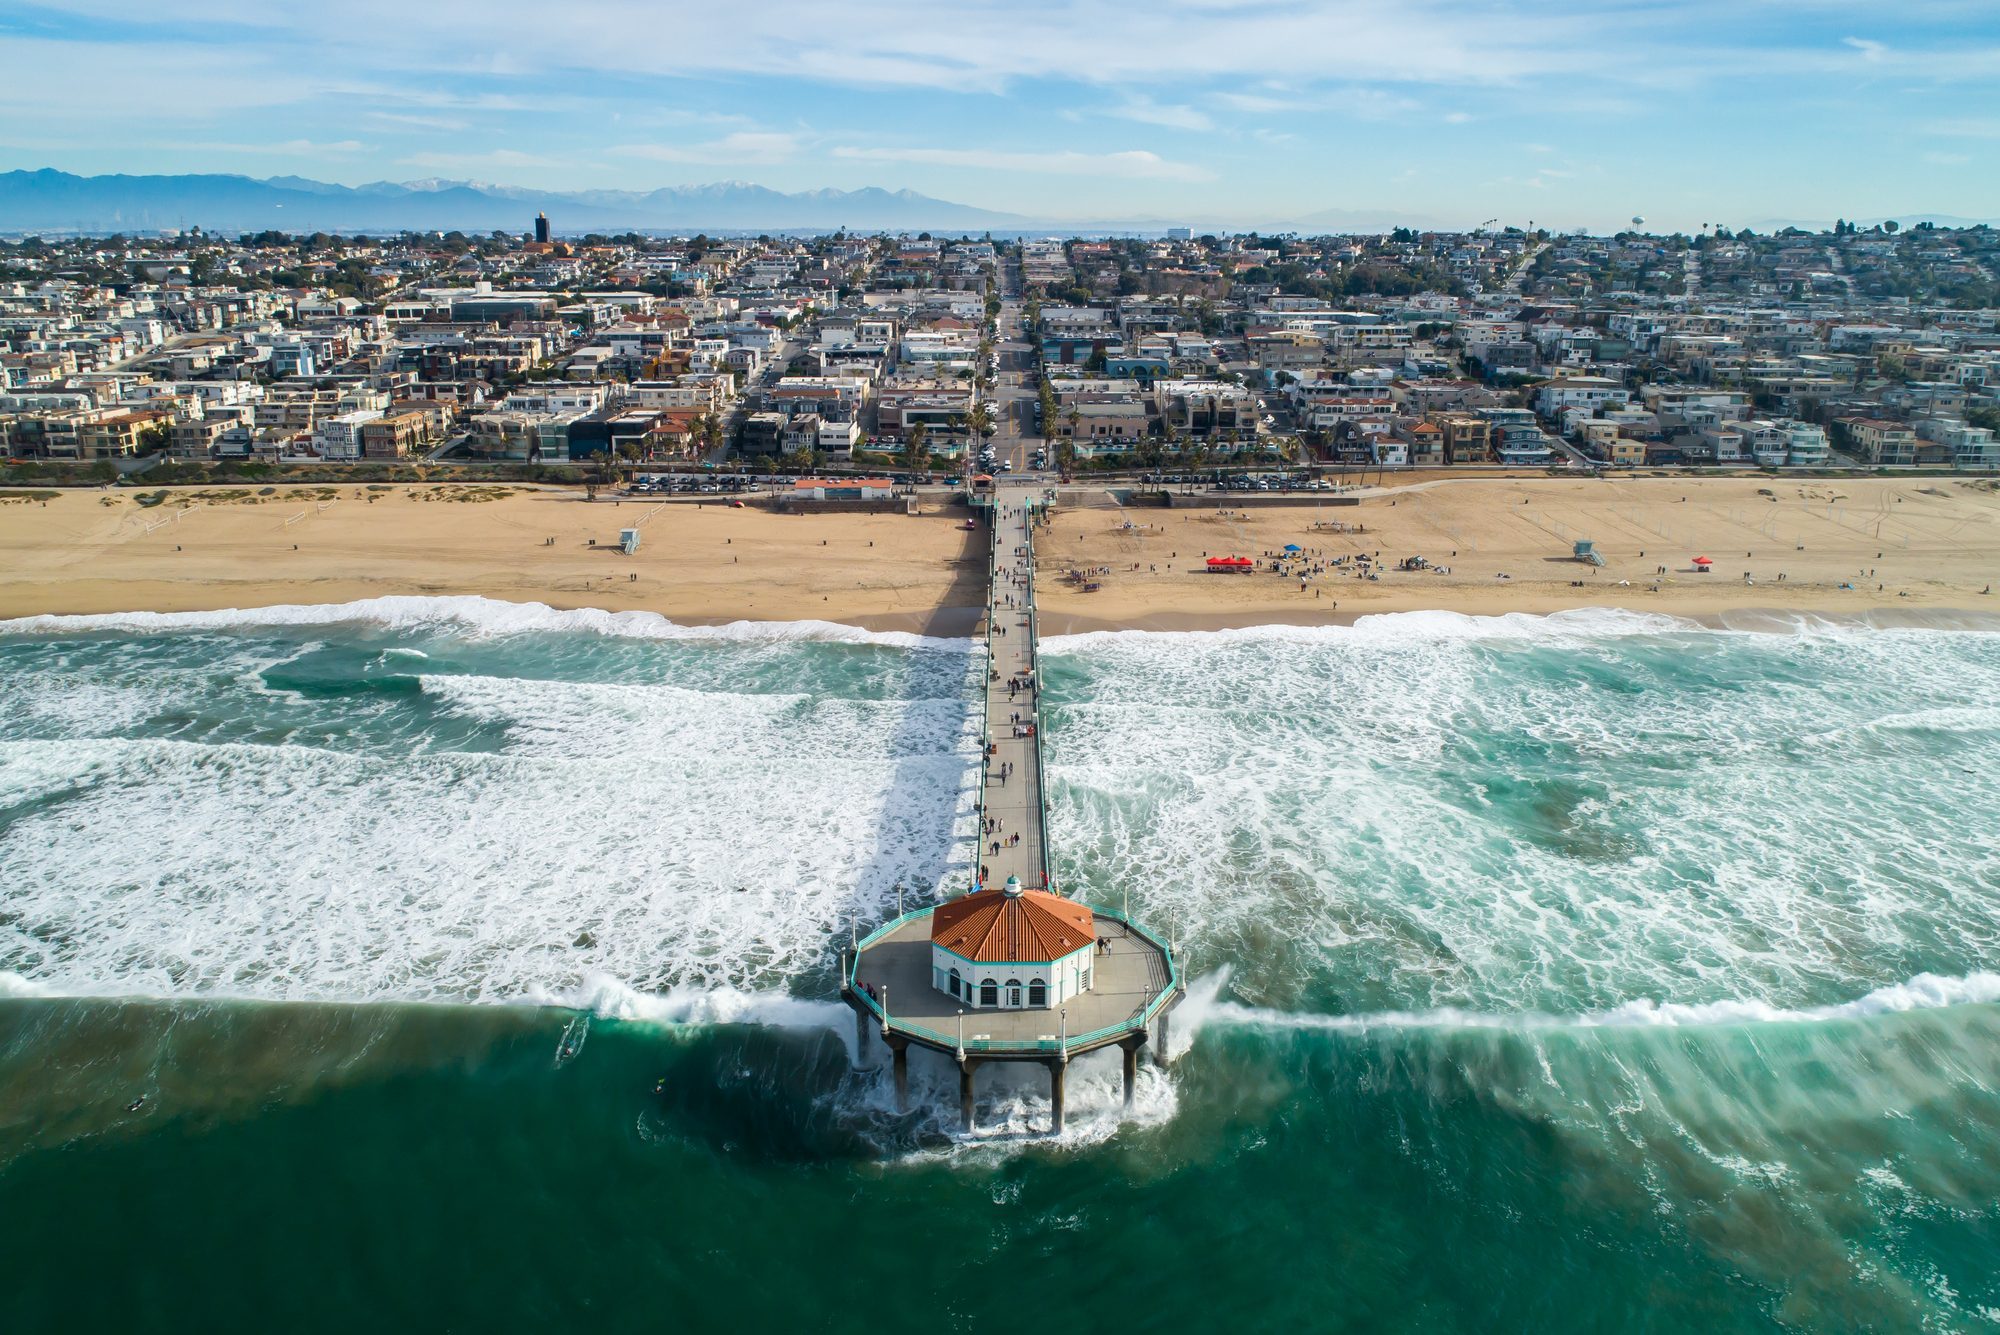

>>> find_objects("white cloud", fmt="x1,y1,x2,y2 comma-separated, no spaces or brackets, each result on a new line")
27,0,1577,93
1921,150,1971,166
832,145,1210,181
366,112,471,133
1927,118,2000,139
275,139,364,154
1104,97,1213,132
180,138,367,156
333,86,540,114
612,132,800,165
0,35,313,122
23,0,2000,109
1212,85,1420,120
14,0,2000,221
1213,90,1313,115
1340,88,1425,120
395,148,569,172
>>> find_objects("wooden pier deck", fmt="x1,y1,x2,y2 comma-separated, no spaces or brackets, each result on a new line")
977,491,1049,895
842,486,1183,1132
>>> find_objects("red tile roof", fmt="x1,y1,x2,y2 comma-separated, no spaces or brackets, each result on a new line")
932,887,1095,963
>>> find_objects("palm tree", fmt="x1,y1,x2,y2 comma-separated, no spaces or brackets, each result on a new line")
1187,436,1212,492
902,422,931,476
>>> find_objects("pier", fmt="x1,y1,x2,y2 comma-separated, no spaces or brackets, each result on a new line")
843,488,1183,1134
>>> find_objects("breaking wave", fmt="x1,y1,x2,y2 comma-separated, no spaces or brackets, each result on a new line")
1201,970,2000,1036
0,593,968,650
4,604,2000,1058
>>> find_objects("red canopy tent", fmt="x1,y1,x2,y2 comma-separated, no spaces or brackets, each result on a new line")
1206,556,1255,572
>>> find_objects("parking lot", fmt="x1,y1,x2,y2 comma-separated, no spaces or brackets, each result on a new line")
1138,471,1349,494
626,474,756,496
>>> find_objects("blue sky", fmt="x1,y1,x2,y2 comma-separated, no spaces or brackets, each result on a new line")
2,0,1997,229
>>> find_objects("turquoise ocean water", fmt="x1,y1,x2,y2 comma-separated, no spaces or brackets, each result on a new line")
4,597,2000,1332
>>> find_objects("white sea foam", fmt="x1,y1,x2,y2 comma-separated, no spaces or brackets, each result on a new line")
0,594,968,650
851,1041,1180,1158
547,972,853,1031
0,655,981,1003
1043,605,1706,655
1045,604,2000,656
0,971,58,999
1044,603,2000,1019
5,603,2000,1052
1201,971,2000,1036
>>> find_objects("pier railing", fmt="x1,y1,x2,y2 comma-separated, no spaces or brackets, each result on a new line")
1019,503,1053,891
972,522,995,894
843,902,1181,1056
977,498,1054,894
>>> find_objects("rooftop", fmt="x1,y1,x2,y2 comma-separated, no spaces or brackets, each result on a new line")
853,910,1172,1056
932,882,1094,963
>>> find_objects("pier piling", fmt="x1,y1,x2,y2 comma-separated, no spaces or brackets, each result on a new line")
890,1038,909,1112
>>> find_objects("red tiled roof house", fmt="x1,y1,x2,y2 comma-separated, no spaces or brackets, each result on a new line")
929,876,1097,1010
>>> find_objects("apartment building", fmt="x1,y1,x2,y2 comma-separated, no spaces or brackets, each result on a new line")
312,408,386,460
1155,379,1254,437
1844,418,1920,465
359,409,444,459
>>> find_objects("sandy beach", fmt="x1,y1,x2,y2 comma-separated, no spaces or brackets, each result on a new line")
0,484,985,633
1035,475,2000,631
1,477,1997,632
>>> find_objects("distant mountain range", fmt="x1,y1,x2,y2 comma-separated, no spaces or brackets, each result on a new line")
0,169,1495,237
0,169,1033,235
6,169,1990,238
